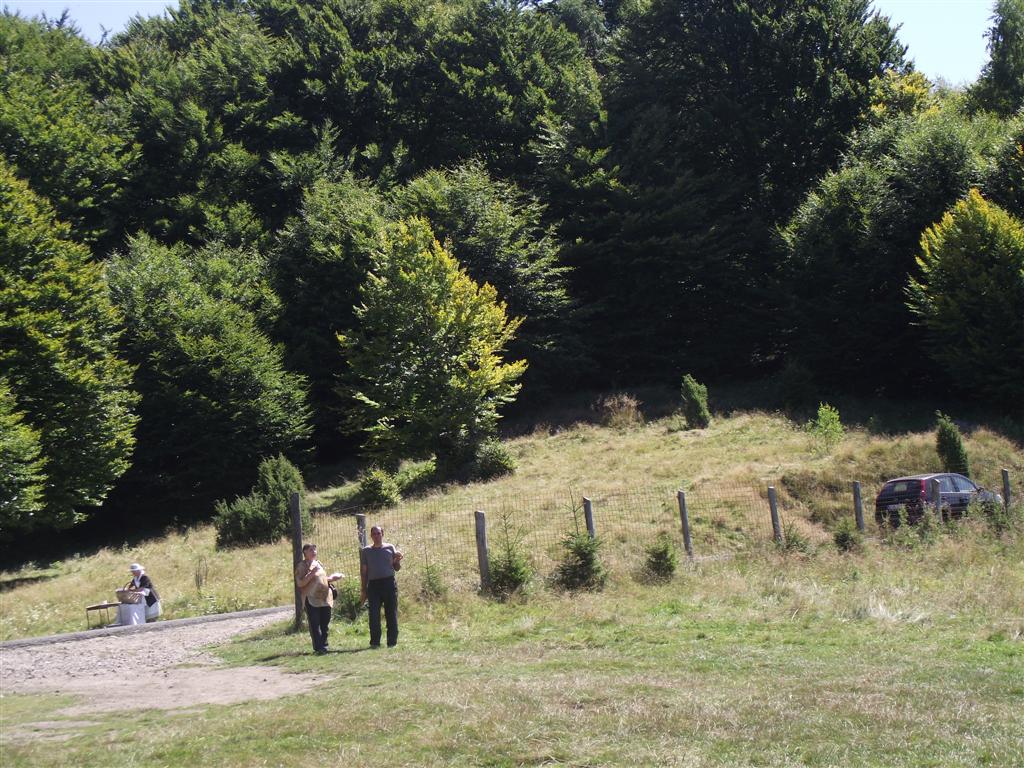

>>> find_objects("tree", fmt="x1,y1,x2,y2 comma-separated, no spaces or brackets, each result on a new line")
907,190,1024,403
972,0,1024,117
272,174,387,453
340,218,526,471
605,0,905,220
568,0,905,382
935,412,970,476
106,234,311,519
782,103,1007,391
0,14,138,251
0,161,138,533
0,379,47,537
392,162,575,391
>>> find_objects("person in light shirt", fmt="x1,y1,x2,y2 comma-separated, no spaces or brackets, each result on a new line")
294,543,343,655
124,563,162,621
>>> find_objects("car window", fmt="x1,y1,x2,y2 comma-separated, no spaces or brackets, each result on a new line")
888,481,910,494
938,476,955,492
952,476,976,492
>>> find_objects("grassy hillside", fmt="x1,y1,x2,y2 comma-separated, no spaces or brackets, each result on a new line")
2,394,1023,766
1,393,1021,640
3,532,1023,766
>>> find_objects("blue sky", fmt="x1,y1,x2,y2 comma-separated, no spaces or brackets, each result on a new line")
1,0,997,86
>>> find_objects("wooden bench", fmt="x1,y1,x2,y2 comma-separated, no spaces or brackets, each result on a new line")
85,601,119,629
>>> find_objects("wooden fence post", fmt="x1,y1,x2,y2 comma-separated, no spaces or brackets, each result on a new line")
677,489,693,558
475,510,491,593
583,497,596,539
356,513,367,548
289,491,303,630
930,477,943,523
768,486,782,544
1002,469,1012,511
852,481,865,532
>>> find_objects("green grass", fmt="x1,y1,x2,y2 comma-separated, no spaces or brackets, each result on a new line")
1,399,1021,640
3,535,1023,767
1,394,1022,765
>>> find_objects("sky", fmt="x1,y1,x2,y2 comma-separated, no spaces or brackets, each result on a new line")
1,0,999,87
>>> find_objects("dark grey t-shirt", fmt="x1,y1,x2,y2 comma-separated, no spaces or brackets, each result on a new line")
360,544,399,580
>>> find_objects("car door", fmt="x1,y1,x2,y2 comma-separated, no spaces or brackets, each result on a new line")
950,474,977,514
938,475,957,515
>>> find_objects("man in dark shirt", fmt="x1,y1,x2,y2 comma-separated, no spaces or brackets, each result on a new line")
359,525,403,647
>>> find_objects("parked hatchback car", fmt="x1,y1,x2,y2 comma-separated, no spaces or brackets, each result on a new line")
874,473,1003,526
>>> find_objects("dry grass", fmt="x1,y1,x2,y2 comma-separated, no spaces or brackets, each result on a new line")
2,402,1021,642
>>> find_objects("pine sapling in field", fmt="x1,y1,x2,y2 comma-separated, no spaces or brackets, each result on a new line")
935,411,970,476
680,374,711,429
488,509,533,599
644,532,678,580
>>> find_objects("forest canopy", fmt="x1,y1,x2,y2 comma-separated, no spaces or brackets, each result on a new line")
1,0,1021,542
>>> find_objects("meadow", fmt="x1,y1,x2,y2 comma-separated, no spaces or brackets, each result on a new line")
1,393,1022,766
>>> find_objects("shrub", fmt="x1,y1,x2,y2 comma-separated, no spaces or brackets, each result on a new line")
488,510,533,598
395,458,437,496
332,579,365,621
680,374,711,429
833,518,864,553
472,440,517,480
807,403,844,454
419,561,448,602
214,494,278,548
358,467,401,507
915,505,941,545
554,531,607,591
644,532,678,580
777,522,814,555
976,500,1023,537
935,412,970,476
214,455,307,548
595,392,644,430
254,453,309,528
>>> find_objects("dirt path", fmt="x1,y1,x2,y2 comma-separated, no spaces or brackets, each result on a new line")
0,609,331,719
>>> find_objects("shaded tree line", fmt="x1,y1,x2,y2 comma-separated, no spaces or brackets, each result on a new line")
1,0,1021,545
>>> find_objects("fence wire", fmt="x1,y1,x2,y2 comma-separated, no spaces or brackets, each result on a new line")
305,481,786,592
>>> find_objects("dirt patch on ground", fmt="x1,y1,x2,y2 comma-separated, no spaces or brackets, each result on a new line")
1,610,330,724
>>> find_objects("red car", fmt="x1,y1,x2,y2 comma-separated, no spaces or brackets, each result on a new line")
874,473,1003,525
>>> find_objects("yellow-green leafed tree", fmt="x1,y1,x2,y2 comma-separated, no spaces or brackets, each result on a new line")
907,189,1024,403
340,218,526,473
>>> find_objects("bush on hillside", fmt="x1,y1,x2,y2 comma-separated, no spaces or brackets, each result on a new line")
419,561,448,602
935,412,970,476
807,403,844,454
332,579,365,621
554,531,607,591
643,532,678,580
833,517,864,553
358,467,401,507
595,392,644,430
214,455,307,548
680,374,711,429
472,440,517,480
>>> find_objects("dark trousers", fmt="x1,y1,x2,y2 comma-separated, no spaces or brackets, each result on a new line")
367,576,398,647
305,601,332,652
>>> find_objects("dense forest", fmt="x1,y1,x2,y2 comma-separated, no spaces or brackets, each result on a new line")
1,0,1022,548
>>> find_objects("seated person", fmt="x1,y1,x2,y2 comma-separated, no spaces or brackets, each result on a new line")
122,563,162,621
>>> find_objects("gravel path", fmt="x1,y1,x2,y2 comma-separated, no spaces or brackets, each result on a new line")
0,608,332,719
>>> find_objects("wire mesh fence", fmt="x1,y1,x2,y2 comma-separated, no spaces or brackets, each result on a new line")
286,467,1021,602
304,480,788,593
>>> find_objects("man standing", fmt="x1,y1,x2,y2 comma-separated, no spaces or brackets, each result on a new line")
295,543,341,655
360,525,403,647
